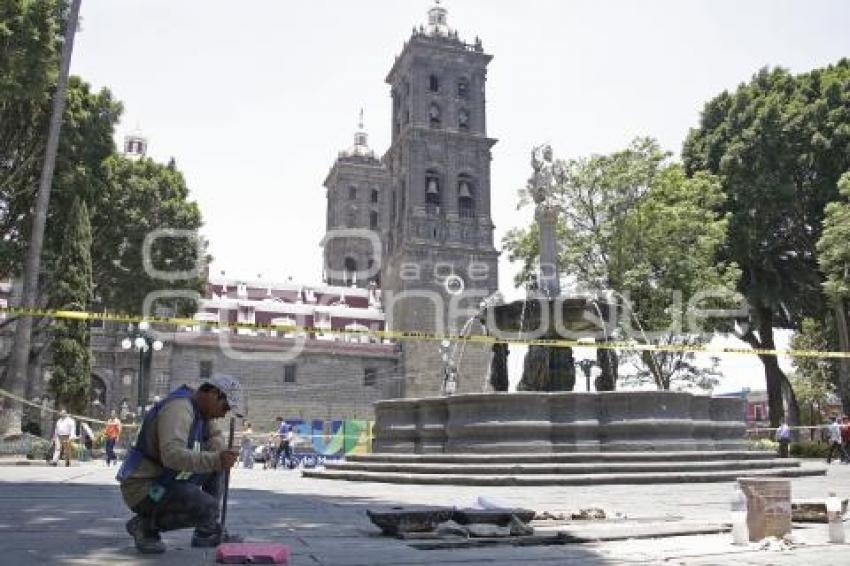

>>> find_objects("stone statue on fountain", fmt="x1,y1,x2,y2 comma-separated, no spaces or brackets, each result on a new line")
514,144,576,392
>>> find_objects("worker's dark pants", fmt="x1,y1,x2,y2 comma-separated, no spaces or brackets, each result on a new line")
131,473,221,535
778,439,789,458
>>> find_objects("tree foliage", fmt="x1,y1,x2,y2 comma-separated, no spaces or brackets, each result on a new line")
504,138,738,391
0,0,63,272
683,60,850,425
91,156,208,316
818,173,850,302
47,196,92,413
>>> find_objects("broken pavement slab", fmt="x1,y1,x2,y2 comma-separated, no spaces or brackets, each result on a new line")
792,499,848,522
453,508,536,526
365,506,454,536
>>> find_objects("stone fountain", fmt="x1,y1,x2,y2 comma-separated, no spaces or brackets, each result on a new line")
304,146,824,485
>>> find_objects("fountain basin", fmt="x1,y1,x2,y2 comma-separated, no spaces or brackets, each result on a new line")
373,391,747,454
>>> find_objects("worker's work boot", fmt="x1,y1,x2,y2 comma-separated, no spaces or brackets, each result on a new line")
191,525,244,547
126,515,166,554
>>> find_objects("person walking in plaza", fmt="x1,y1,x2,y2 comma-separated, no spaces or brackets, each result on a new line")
826,416,848,464
117,375,244,554
276,417,293,469
262,432,277,470
80,421,95,462
775,418,791,458
51,409,76,467
105,410,122,466
240,421,254,469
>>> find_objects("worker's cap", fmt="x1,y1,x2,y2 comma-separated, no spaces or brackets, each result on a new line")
201,374,243,417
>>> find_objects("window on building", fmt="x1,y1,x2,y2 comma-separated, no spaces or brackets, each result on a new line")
429,103,441,128
457,79,469,99
458,108,470,131
429,74,440,92
364,367,377,387
370,189,379,203
155,372,169,392
199,361,213,379
348,186,357,200
425,171,441,216
283,364,297,384
347,210,357,228
370,211,379,230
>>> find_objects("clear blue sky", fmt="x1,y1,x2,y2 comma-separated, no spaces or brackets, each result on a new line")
70,0,850,391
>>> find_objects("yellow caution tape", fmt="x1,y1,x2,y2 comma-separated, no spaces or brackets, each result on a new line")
2,306,849,359
0,386,137,428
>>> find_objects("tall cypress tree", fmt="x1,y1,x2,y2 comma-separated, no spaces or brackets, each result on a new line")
48,197,93,413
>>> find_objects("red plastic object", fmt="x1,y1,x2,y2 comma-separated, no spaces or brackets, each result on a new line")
215,542,291,564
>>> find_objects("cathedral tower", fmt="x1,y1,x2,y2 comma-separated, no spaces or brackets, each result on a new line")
382,2,499,396
322,112,390,288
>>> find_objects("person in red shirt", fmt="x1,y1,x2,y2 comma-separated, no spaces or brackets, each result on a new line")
105,410,122,466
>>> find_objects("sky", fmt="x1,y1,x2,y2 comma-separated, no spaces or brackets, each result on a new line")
69,0,850,392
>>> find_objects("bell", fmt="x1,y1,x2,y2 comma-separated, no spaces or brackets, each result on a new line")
426,178,439,194
458,181,472,198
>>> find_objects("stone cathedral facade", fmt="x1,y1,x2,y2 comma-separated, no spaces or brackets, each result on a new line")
322,2,499,397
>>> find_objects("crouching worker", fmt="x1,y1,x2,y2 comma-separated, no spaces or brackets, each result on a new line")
117,375,243,554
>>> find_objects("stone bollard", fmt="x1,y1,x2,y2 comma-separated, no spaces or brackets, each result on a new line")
738,477,792,542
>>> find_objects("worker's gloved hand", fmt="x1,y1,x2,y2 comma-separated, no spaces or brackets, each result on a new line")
219,449,239,470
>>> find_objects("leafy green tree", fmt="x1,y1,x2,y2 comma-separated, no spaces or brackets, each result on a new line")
504,138,738,390
817,172,850,411
47,196,92,413
683,60,850,426
0,0,63,273
790,318,837,434
91,155,208,316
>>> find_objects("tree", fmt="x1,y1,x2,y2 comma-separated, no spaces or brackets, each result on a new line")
504,138,739,391
0,77,119,392
91,155,208,316
790,318,837,437
47,196,92,413
817,172,850,412
683,60,850,426
0,0,62,272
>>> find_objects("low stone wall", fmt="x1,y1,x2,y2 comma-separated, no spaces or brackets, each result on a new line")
373,392,746,454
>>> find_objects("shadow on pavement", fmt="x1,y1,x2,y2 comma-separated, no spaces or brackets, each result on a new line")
0,479,612,565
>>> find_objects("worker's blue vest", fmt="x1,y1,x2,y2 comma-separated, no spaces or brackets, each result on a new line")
116,385,207,497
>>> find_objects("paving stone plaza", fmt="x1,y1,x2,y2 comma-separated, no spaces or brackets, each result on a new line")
1,460,849,565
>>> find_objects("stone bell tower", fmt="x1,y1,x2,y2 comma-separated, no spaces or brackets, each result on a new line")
322,111,390,288
381,2,499,397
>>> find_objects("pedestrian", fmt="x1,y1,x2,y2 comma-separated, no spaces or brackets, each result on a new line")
105,410,122,466
775,418,791,458
117,374,244,554
276,417,292,469
263,432,276,470
240,421,254,469
826,416,848,464
51,409,76,467
80,421,95,462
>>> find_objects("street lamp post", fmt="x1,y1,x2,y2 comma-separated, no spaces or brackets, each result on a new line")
121,322,163,418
